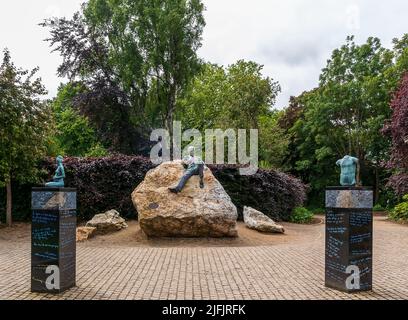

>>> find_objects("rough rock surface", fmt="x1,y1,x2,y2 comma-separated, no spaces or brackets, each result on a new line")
243,206,285,234
85,209,128,234
76,227,96,242
132,161,238,238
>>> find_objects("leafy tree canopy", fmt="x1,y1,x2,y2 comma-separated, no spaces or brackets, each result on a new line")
49,83,108,157
385,73,408,196
41,0,206,154
0,49,51,186
0,49,51,225
177,61,282,167
279,36,406,205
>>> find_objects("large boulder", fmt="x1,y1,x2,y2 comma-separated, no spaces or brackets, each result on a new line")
85,209,128,234
132,161,238,237
243,206,285,234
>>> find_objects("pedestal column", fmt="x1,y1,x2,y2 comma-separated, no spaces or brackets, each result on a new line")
325,187,373,292
31,187,77,293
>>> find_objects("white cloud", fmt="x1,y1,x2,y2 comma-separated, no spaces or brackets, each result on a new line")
199,0,408,108
0,0,83,98
44,5,62,18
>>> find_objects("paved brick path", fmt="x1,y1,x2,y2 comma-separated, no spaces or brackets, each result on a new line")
1,216,407,300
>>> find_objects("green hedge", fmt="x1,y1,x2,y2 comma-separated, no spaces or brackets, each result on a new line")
0,156,306,222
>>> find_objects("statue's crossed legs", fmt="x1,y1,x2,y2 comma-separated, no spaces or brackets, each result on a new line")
169,164,204,194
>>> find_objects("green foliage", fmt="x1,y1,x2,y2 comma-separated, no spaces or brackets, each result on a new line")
177,63,227,130
0,49,51,225
179,61,280,130
0,156,306,222
389,195,408,222
85,143,108,157
258,112,289,169
308,207,325,215
391,35,408,83
0,49,51,187
55,108,100,156
373,204,386,212
223,60,281,129
290,207,314,224
377,188,399,210
42,0,206,154
84,0,206,131
50,83,108,157
278,35,408,206
316,36,393,166
178,61,283,165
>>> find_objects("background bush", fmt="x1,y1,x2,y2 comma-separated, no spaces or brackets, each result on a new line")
0,156,154,221
0,156,306,222
289,207,314,224
373,203,386,212
389,195,408,222
210,165,306,221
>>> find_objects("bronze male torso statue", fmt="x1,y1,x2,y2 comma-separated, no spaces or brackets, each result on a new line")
336,155,359,186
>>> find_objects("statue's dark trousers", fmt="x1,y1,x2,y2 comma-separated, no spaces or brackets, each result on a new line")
172,164,204,193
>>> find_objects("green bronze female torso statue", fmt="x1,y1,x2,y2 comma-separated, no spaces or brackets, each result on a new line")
45,156,65,188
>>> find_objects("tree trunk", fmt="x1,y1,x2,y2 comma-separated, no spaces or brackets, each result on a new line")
374,167,380,205
166,85,176,160
6,179,12,227
356,160,361,187
166,111,174,160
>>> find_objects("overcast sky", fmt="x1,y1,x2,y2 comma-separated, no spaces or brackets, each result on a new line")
1,0,407,108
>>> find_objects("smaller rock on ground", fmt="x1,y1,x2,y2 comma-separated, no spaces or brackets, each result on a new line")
243,206,285,234
76,227,96,242
86,209,128,234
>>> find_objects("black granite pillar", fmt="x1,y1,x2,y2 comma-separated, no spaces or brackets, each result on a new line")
325,187,373,292
31,188,77,293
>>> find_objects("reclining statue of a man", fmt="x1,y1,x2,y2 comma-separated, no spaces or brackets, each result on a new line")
169,146,205,194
